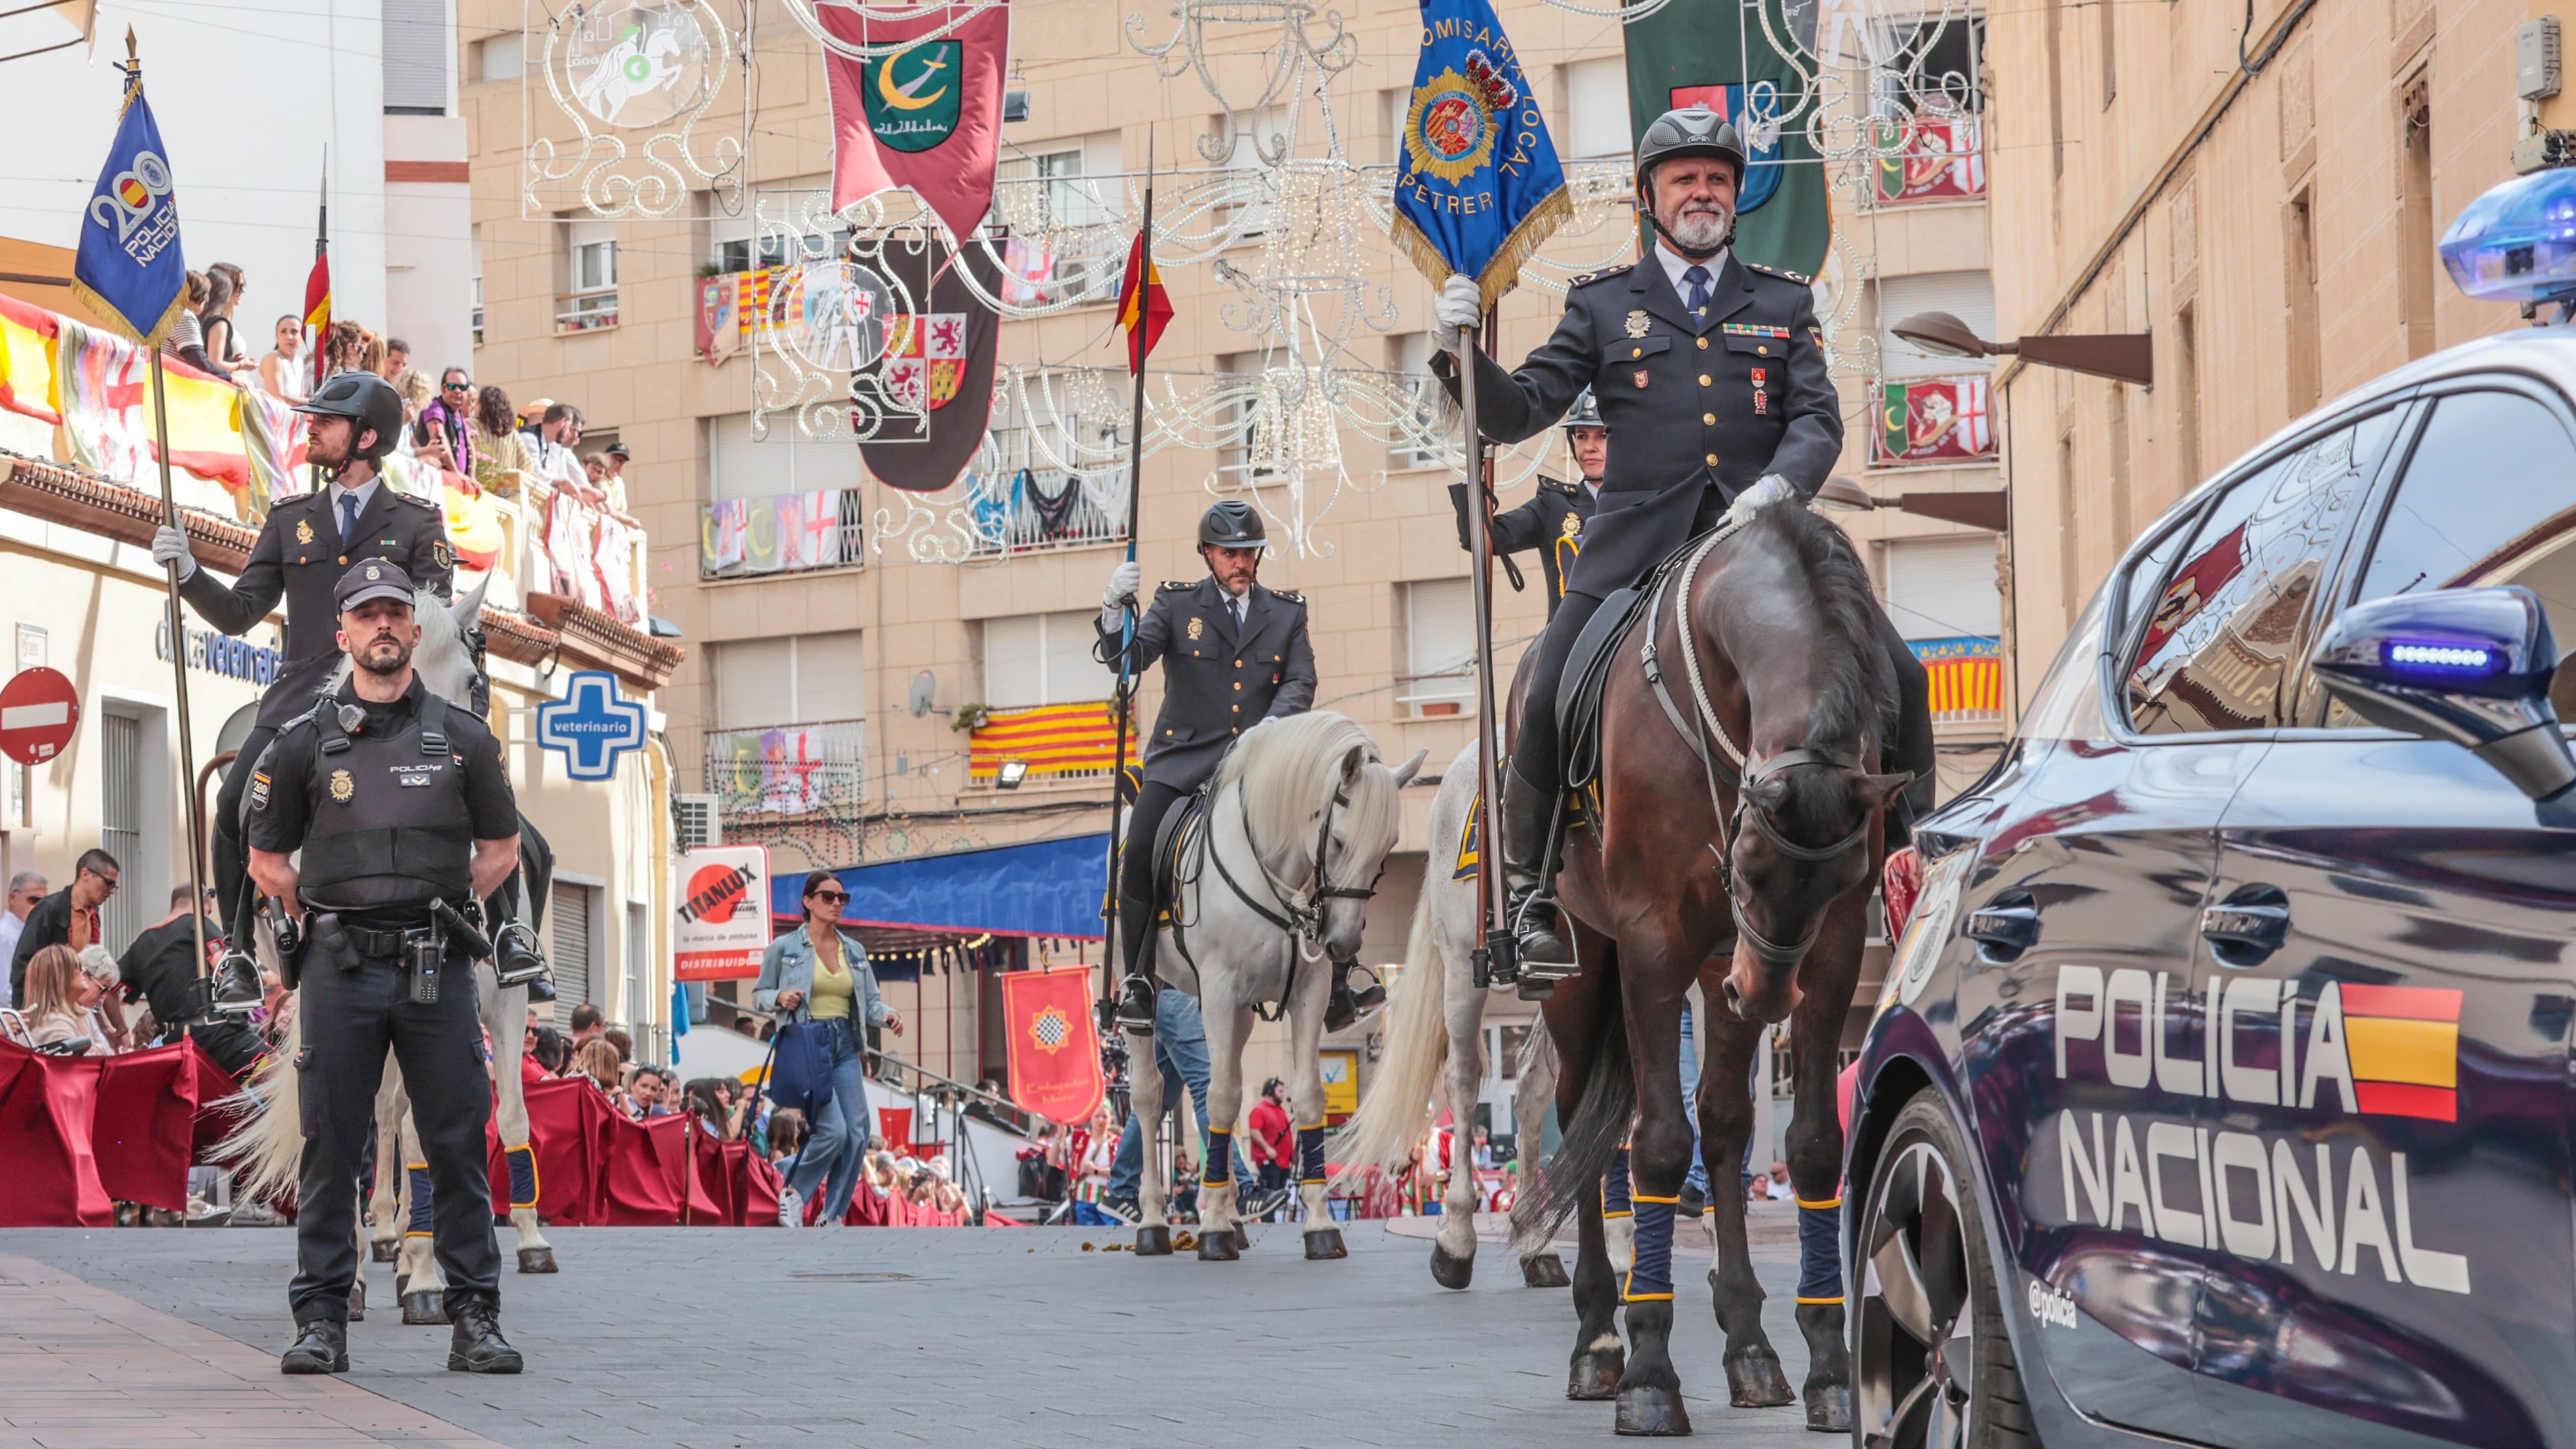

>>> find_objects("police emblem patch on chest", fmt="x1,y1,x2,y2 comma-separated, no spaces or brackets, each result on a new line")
1187,616,1205,641
1561,513,1582,538
329,769,355,803
1624,311,1650,339
1633,369,1650,389
296,519,314,545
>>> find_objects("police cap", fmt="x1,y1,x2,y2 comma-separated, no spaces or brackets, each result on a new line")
1198,499,1268,550
335,559,418,613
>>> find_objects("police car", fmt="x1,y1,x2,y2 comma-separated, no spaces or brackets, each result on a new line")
1844,316,2576,1444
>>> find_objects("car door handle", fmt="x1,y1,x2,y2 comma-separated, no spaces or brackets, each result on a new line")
2202,885,2290,967
1965,892,2040,963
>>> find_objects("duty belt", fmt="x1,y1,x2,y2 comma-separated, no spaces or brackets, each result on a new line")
342,920,436,958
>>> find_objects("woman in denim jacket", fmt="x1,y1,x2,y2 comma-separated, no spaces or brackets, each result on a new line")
754,871,903,1226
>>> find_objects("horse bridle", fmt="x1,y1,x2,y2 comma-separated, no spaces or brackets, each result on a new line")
1183,779,1384,1020
1725,748,1873,968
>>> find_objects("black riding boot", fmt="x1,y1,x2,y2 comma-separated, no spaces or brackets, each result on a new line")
1113,893,1160,1033
280,1317,348,1374
1324,950,1385,1034
210,946,264,1017
1501,769,1572,972
446,1292,523,1374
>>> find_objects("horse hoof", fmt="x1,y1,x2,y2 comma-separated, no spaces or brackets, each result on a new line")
1614,1385,1693,1436
1304,1228,1347,1261
1234,1224,1252,1252
393,1272,409,1300
370,1239,398,1263
517,1246,556,1275
346,1281,365,1322
400,1291,446,1326
1134,1226,1173,1257
1522,1253,1572,1288
1568,1349,1625,1401
1197,1230,1240,1261
1429,1240,1472,1287
1724,1350,1795,1408
1804,1380,1853,1434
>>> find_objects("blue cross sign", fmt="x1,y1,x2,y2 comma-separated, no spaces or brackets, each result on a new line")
537,670,647,781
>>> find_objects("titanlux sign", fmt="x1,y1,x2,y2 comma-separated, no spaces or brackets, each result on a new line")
672,845,769,982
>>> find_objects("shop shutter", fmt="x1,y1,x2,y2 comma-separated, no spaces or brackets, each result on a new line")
1885,536,2002,641
551,882,596,1015
1878,272,1997,380
100,713,143,953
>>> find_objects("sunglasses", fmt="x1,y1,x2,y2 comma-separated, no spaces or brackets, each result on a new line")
445,381,472,392
809,889,849,903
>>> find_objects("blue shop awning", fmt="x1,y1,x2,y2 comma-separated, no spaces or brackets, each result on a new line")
771,832,1112,941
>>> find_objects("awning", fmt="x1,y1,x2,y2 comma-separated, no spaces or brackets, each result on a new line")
772,831,1111,941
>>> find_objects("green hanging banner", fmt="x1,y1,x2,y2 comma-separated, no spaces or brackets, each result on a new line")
1623,0,1830,278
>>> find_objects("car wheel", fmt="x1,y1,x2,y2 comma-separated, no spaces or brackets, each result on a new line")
1855,1090,2035,1449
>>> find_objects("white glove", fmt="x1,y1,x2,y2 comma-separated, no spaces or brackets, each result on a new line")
1431,274,1482,353
1723,474,1798,529
1103,559,1141,610
150,524,197,580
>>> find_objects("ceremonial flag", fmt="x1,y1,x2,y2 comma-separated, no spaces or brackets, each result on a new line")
859,240,1003,493
1001,966,1105,1127
69,66,187,346
303,161,330,390
1388,0,1568,310
821,6,1010,245
1625,0,1830,277
1114,226,1171,375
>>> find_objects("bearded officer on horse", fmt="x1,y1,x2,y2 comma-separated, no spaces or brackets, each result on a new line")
1426,104,1935,975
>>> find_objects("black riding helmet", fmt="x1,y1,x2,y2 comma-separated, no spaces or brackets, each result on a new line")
1198,499,1269,551
294,370,405,465
1635,105,1749,240
1562,387,1604,435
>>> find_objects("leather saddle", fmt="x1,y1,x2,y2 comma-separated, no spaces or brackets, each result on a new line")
1139,784,1211,979
1555,526,1726,790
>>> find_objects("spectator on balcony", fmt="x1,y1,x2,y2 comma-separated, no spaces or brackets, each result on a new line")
379,338,410,381
258,315,309,404
204,264,251,370
420,368,479,478
162,271,224,379
320,322,381,385
473,385,530,486
532,402,596,502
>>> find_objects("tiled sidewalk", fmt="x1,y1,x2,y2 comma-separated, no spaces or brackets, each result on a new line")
0,1252,500,1449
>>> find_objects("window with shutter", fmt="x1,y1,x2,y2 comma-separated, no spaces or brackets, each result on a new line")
714,638,795,729
1404,578,1477,715
1041,611,1113,703
383,0,447,114
796,631,870,722
1878,272,1997,379
1885,537,2002,641
982,616,1047,709
551,882,597,1015
1566,58,1630,159
478,33,522,84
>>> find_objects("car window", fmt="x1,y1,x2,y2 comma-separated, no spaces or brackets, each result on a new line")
2124,410,2395,735
2330,389,2576,725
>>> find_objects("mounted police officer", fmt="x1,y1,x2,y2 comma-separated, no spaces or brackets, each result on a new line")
1096,500,1393,1035
152,372,451,1012
1447,387,1605,616
246,561,524,1377
1427,104,1935,971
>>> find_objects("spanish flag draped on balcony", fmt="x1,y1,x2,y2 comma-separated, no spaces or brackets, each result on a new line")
1115,226,1171,376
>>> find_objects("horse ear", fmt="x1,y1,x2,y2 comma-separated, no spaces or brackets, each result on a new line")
1340,744,1366,787
1389,748,1429,789
1853,771,1914,810
450,571,492,630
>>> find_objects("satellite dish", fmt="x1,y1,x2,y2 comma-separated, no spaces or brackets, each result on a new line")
908,670,938,718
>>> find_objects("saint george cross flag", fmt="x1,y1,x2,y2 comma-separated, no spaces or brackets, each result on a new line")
1388,0,1569,311
70,66,188,346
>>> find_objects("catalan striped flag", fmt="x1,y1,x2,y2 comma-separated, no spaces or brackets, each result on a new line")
2341,984,2463,1121
970,702,1129,780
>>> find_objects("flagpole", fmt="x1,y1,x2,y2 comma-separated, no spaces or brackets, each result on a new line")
309,150,327,398
1456,303,1510,984
1104,133,1155,1040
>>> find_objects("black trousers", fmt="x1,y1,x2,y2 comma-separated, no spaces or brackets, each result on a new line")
212,727,276,940
290,942,497,1324
1118,780,1190,978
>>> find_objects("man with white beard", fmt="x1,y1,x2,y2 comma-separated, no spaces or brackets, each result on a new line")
1422,104,1932,973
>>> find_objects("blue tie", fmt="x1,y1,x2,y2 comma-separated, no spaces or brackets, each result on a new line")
1683,264,1711,316
337,492,360,546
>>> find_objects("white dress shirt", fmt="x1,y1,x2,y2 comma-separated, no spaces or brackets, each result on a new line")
1654,241,1732,315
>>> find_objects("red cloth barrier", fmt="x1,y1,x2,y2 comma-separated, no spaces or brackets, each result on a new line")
94,1041,229,1211
0,1040,110,1226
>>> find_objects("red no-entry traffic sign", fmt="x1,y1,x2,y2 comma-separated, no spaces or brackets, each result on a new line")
0,667,79,765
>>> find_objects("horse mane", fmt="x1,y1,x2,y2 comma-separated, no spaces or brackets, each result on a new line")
1213,711,1396,877
1744,504,1898,839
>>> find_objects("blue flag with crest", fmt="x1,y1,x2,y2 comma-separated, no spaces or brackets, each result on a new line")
71,67,188,347
1389,0,1568,312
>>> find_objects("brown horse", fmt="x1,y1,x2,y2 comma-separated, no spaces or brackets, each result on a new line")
1522,502,1908,1436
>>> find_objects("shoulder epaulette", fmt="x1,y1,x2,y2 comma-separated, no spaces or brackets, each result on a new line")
1269,589,1305,606
1540,476,1581,496
1742,261,1812,285
1159,579,1196,593
394,490,440,511
1567,268,1620,290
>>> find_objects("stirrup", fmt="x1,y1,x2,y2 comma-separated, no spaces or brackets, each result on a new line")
209,949,264,1018
1509,887,1578,982
1114,973,1159,1033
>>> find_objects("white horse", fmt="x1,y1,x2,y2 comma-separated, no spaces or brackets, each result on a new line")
216,577,560,1324
1336,742,1576,1289
1127,712,1423,1261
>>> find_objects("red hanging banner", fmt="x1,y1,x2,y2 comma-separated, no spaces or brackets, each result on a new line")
1000,966,1104,1126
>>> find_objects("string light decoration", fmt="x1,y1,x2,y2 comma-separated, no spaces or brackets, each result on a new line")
1125,0,1357,165
746,190,933,443
778,0,1007,60
523,0,747,218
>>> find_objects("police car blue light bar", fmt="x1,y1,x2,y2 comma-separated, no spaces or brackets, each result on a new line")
2382,638,2504,678
2439,165,2576,302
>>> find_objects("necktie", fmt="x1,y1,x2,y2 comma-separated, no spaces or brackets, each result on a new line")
337,492,361,546
1683,264,1711,316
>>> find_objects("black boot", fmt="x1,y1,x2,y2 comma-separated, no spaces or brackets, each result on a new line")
492,920,551,993
1501,771,1572,972
1324,951,1385,1033
446,1294,523,1374
209,947,265,1019
279,1318,347,1374
1113,894,1160,1033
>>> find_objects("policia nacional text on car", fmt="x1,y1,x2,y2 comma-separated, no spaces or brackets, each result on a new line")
246,560,526,1377
1427,105,1936,970
1095,501,1381,1034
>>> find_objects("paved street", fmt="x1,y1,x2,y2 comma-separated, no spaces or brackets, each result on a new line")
1,1209,1822,1448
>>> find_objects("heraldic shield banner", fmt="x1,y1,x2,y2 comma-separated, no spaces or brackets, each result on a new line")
1875,376,1994,465
1002,966,1105,1126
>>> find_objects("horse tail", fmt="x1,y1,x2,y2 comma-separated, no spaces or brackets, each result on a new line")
1331,889,1449,1183
1525,965,1632,1242
211,1007,304,1203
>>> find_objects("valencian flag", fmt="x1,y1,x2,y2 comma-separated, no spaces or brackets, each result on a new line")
70,64,187,346
1001,965,1105,1126
1624,0,1829,277
1115,226,1171,375
1389,0,1568,309
821,5,1009,244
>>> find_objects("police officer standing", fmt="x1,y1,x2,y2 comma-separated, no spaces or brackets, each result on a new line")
246,561,523,1376
1426,105,1934,970
1096,501,1391,1033
152,372,452,1012
1447,388,1606,616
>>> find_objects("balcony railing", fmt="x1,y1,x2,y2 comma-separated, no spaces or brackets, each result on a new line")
701,490,868,577
964,468,1127,557
557,287,619,333
704,719,866,819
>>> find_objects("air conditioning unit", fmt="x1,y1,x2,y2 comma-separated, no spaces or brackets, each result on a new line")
674,793,720,849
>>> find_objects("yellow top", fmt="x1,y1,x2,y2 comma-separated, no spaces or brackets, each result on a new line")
807,937,855,1020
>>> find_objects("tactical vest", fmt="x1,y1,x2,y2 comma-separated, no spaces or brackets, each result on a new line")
294,690,474,915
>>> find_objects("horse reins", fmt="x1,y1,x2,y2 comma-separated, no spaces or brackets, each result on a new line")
1174,776,1384,1022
